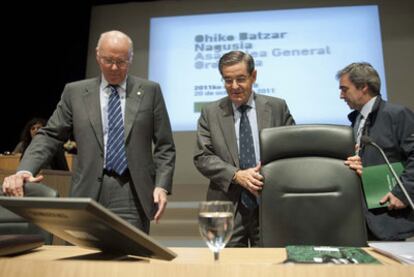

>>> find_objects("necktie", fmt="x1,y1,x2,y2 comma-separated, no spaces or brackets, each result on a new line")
238,105,258,209
106,85,128,175
354,114,366,153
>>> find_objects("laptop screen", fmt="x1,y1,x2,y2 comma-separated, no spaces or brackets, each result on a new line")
0,197,177,260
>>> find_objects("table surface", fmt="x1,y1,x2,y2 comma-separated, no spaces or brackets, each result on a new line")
0,246,413,277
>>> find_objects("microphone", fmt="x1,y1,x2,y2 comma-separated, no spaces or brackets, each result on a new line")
361,135,414,210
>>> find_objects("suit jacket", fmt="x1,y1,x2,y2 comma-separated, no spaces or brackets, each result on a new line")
18,76,176,219
348,96,414,240
194,93,295,204
14,141,68,171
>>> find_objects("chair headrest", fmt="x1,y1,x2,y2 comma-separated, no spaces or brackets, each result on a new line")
260,124,355,164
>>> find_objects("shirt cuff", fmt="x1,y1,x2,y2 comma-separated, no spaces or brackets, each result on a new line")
156,187,169,194
16,170,33,177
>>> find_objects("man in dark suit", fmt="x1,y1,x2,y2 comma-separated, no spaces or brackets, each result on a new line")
2,30,176,233
194,51,295,247
340,62,414,240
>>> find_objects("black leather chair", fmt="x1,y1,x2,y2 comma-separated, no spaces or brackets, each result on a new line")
0,183,58,245
259,124,367,247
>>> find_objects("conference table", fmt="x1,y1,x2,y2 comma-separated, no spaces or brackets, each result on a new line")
0,246,412,277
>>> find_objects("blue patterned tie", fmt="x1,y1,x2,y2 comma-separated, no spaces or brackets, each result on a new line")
106,85,128,175
238,105,258,209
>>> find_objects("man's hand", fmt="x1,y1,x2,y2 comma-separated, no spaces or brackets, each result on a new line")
380,192,407,210
344,155,363,176
153,187,168,223
233,163,263,197
2,172,43,197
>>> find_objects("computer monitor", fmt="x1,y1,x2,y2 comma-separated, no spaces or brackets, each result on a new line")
0,197,177,260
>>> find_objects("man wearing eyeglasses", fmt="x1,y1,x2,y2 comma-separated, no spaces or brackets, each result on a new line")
194,51,295,247
2,30,176,234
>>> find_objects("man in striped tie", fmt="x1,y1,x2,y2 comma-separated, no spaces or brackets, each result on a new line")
2,30,176,234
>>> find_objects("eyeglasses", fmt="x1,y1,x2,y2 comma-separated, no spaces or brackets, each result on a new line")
222,75,250,86
99,56,130,69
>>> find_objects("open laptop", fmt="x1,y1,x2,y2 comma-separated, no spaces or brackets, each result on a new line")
0,197,177,260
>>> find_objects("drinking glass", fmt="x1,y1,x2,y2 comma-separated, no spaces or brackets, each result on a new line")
198,201,234,261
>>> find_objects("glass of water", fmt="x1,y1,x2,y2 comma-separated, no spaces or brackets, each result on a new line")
198,201,234,261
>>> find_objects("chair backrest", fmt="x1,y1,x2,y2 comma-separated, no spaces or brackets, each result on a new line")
0,182,58,244
259,124,367,247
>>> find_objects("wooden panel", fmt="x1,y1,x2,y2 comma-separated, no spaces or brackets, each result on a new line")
0,154,75,172
0,155,21,171
39,170,72,197
64,154,75,172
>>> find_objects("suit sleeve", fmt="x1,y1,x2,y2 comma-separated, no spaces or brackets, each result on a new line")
193,106,237,192
280,99,296,126
391,107,414,205
152,84,176,194
17,85,73,175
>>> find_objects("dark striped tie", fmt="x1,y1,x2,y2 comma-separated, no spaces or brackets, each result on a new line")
106,85,128,175
238,105,258,209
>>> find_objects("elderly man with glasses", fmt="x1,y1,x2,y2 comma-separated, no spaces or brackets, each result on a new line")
194,50,295,247
3,30,176,234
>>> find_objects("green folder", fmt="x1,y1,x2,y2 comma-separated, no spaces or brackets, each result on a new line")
361,162,404,209
284,245,380,264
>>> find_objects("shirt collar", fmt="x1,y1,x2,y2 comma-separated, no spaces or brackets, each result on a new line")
232,92,256,113
360,96,377,118
100,75,127,92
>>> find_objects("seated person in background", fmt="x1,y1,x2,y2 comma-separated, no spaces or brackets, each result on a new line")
13,118,46,154
13,117,69,171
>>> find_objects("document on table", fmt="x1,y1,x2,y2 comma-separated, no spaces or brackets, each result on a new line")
284,245,380,264
369,242,414,264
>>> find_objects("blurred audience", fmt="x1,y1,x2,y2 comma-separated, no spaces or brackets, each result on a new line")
13,118,46,154
13,118,69,170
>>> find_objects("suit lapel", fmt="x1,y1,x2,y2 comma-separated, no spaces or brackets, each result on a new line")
124,78,143,140
218,99,239,167
83,78,104,150
255,95,271,130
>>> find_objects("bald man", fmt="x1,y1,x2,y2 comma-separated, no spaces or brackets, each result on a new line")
2,30,176,233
